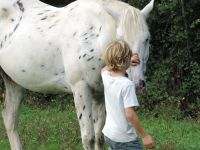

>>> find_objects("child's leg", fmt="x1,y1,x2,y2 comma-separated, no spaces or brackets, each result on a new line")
104,136,118,150
104,136,143,150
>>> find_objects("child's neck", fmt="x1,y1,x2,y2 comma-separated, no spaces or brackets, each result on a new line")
110,70,126,77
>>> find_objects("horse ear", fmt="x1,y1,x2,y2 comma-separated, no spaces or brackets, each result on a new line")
141,0,155,19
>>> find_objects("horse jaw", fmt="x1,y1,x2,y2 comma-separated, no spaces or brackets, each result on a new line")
141,0,155,19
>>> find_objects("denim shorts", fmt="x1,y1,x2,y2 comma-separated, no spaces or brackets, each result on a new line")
104,136,144,150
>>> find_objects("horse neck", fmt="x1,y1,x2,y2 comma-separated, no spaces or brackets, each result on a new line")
100,0,132,18
104,0,129,9
16,0,43,8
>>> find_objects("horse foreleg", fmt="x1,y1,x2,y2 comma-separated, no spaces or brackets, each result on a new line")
92,99,106,150
72,81,95,150
1,74,23,150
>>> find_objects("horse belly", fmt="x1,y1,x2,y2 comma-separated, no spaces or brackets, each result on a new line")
0,33,71,94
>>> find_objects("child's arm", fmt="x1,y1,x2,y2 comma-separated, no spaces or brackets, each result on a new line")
125,107,155,149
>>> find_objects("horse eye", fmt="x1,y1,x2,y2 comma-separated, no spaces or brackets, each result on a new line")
143,38,149,44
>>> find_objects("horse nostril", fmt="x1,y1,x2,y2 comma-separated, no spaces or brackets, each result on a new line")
139,80,146,88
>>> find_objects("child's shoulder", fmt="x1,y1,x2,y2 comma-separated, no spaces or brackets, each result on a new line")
101,66,111,73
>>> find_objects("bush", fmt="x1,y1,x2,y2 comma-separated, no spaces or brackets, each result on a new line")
123,0,200,119
0,0,199,119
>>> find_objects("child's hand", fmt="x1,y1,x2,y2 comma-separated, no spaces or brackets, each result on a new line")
131,53,140,66
142,134,155,149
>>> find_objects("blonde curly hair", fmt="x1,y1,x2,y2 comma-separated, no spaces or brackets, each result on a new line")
103,40,132,71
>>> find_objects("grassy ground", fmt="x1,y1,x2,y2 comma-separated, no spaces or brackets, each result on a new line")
0,99,200,150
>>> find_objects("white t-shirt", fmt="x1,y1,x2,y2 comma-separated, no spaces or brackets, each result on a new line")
101,70,139,142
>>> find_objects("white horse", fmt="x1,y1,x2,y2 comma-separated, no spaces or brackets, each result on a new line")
0,0,154,149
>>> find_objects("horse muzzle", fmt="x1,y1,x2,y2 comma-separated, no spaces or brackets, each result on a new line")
136,80,145,95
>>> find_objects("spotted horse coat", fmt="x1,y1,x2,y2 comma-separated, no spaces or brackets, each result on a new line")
0,0,154,150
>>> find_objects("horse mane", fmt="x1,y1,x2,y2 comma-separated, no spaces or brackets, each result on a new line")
97,0,149,43
117,5,149,42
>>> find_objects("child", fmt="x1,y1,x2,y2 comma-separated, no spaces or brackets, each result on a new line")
101,40,155,150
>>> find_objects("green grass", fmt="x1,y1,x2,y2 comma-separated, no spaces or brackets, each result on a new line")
0,101,200,150
0,102,82,150
140,112,200,150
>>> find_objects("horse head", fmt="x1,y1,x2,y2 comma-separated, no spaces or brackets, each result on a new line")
106,0,154,93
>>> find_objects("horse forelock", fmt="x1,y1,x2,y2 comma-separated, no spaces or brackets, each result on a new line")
120,7,149,43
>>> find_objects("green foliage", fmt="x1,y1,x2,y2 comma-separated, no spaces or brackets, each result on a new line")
122,0,200,118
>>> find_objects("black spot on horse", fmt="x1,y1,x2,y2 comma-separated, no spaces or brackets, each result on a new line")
21,69,26,72
51,13,57,17
11,18,15,22
87,56,94,61
0,41,3,49
96,34,99,37
79,56,81,59
90,49,94,52
70,8,74,11
41,16,48,20
16,0,25,12
19,16,22,21
79,113,82,120
37,13,44,15
9,32,14,37
2,8,7,12
41,64,45,68
54,19,60,24
54,73,58,76
83,54,87,57
48,24,56,29
90,26,94,30
83,105,85,110
73,32,77,37
89,114,92,118
13,23,19,32
44,10,51,12
99,26,102,32
4,36,7,42
92,68,96,70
